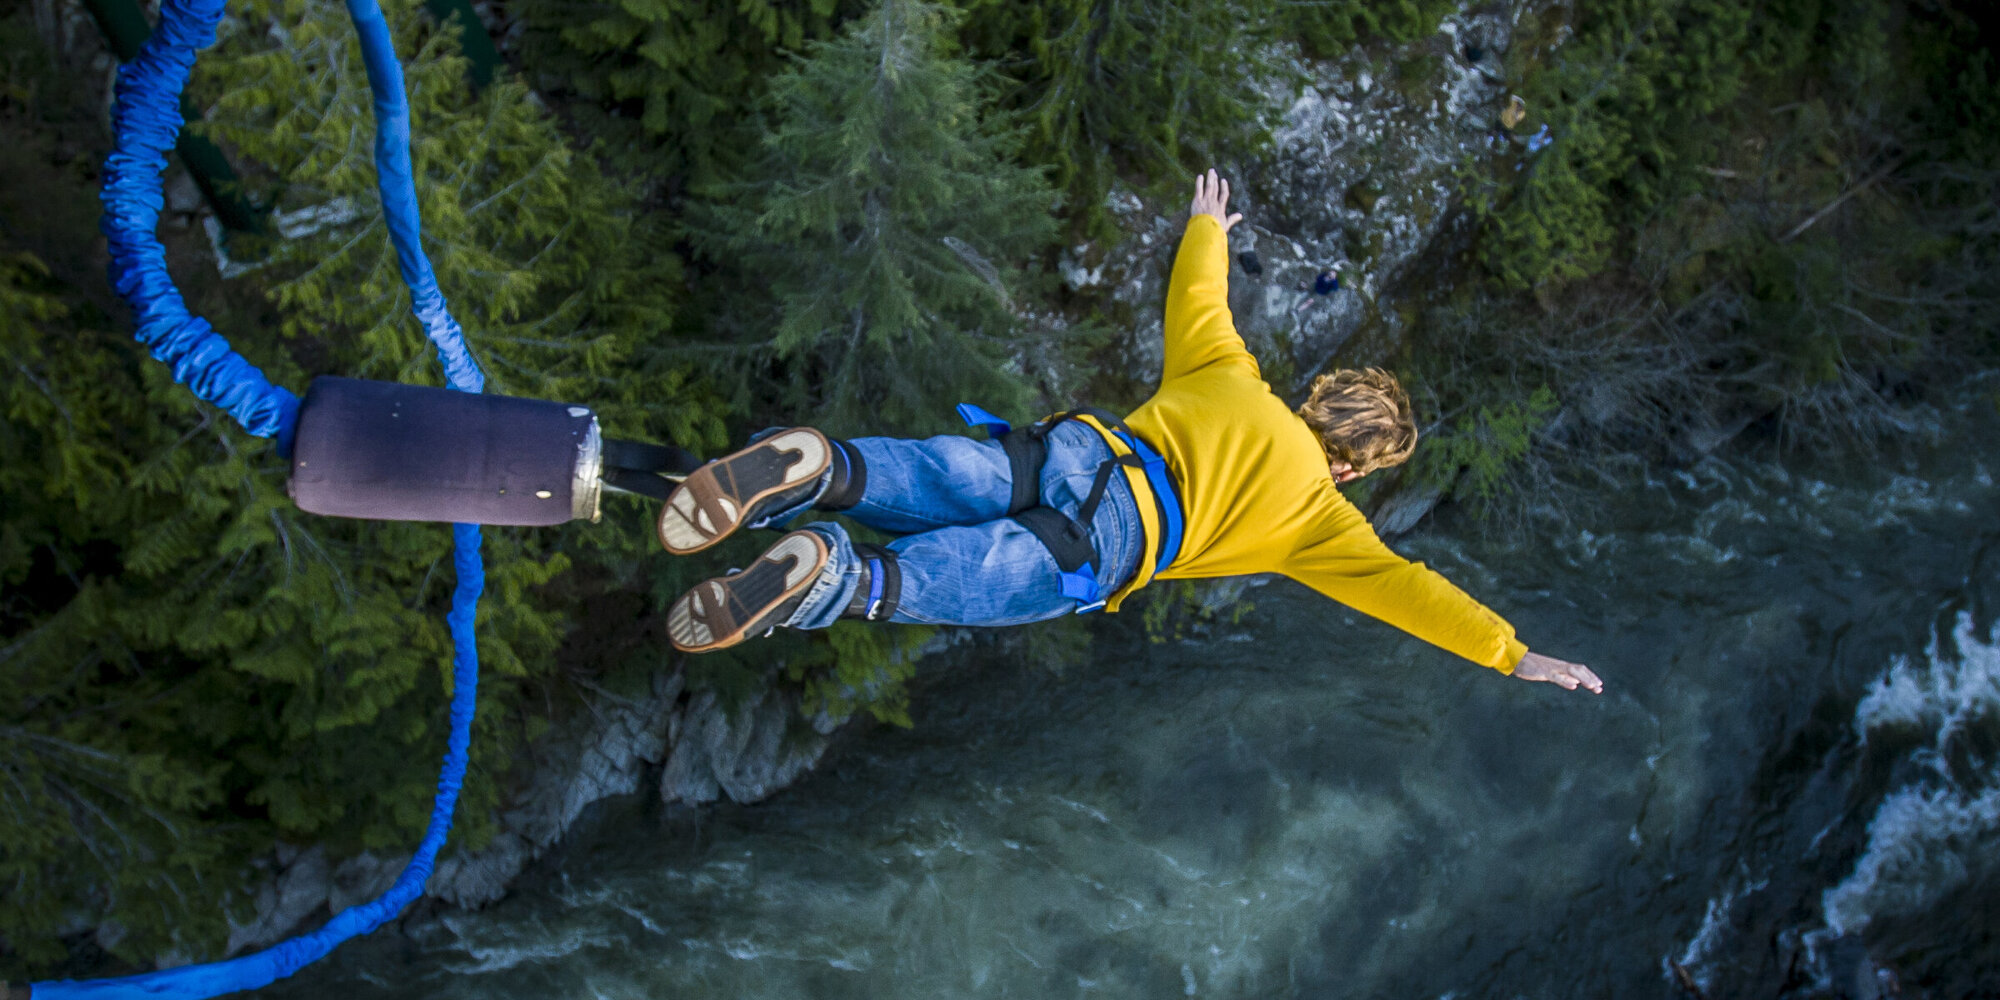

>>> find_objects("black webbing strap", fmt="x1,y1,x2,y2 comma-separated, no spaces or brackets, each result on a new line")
601,465,673,500
601,437,703,500
999,432,1045,516
818,438,867,512
845,542,903,621
1044,406,1140,443
1011,506,1094,574
1075,454,1145,526
602,438,701,476
1007,406,1120,517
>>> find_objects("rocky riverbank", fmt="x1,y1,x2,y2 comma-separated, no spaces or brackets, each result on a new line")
216,669,853,957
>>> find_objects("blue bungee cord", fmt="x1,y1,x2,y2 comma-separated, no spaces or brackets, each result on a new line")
32,0,487,996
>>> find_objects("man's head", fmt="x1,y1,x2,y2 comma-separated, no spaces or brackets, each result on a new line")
1296,368,1417,483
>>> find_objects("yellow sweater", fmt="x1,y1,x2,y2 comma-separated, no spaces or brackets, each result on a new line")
1086,215,1528,673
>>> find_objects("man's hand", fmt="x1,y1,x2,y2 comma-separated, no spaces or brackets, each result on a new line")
1191,168,1243,233
1513,651,1603,694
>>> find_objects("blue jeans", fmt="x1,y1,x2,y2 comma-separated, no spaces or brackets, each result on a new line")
764,420,1147,629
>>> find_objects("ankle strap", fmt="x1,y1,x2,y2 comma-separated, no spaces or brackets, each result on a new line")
818,438,866,511
843,543,901,621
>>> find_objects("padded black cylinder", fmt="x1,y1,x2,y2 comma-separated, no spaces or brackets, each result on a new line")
288,376,601,525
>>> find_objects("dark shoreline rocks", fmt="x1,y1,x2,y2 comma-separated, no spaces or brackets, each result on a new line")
214,668,850,959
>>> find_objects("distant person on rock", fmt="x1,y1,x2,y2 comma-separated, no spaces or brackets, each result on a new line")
1295,265,1342,312
655,169,1602,695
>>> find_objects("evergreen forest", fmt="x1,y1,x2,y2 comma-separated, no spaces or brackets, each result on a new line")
3,0,1996,979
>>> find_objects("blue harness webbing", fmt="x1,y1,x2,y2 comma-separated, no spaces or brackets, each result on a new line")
956,403,1184,610
1103,427,1182,578
33,0,486,996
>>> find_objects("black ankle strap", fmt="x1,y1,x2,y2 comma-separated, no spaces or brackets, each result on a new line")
843,543,902,621
818,438,866,512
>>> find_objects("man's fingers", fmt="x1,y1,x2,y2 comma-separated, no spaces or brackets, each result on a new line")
1193,170,1242,230
1558,662,1603,694
1515,651,1605,695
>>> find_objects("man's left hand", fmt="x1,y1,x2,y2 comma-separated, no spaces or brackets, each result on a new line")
1513,651,1603,694
1190,168,1243,232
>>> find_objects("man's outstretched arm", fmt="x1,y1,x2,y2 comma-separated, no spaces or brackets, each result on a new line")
1163,169,1256,381
1291,511,1604,695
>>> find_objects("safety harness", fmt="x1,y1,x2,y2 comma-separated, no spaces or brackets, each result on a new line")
956,404,1185,613
809,407,1183,621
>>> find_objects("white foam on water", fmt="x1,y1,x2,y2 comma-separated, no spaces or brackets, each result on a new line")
1819,614,2000,940
437,916,612,975
1821,783,2000,938
1662,875,1769,993
1855,613,2000,751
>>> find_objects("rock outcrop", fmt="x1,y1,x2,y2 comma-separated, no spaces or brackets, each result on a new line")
659,688,840,806
223,669,682,954
1063,5,1531,407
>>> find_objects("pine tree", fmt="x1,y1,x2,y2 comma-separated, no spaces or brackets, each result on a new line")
687,0,1058,435
2,0,720,974
518,0,857,186
958,0,1277,238
0,251,242,974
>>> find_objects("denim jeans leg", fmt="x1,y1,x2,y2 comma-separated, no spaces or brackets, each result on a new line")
782,518,1076,629
839,434,1015,533
748,431,1015,532
779,420,1147,630
784,521,866,630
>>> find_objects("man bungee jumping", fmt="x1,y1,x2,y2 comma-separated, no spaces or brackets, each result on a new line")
658,169,1602,694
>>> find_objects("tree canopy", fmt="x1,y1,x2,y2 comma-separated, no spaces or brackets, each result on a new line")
4,0,1996,980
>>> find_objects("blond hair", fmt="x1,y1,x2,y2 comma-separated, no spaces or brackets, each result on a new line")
1296,368,1418,475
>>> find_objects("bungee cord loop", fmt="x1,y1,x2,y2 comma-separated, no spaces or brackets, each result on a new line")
32,0,488,996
